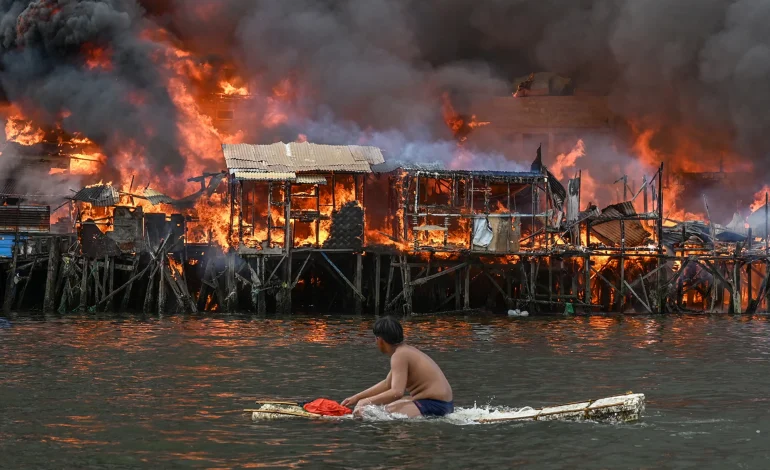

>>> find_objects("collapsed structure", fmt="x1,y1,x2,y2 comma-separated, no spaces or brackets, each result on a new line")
2,137,769,317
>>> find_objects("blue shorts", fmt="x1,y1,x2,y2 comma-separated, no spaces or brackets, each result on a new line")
414,399,454,417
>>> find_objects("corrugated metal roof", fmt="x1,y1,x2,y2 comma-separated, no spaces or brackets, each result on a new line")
350,145,385,166
371,160,544,180
224,142,382,176
71,184,120,206
590,202,650,247
295,174,327,185
233,171,296,181
143,188,175,205
0,205,50,233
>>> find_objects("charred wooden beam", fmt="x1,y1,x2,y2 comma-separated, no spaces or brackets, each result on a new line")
43,237,60,312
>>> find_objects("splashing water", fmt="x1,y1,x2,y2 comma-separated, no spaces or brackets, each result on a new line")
356,403,534,426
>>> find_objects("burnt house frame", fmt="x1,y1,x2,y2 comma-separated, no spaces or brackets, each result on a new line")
224,142,385,254
366,163,555,254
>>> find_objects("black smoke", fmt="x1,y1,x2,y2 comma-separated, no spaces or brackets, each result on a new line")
0,0,185,176
3,0,770,188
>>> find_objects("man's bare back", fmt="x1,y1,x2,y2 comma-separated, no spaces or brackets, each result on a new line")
393,344,452,402
341,317,454,418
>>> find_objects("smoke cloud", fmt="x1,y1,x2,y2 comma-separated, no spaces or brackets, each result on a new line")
1,0,770,208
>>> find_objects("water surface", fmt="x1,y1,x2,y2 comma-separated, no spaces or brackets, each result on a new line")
1,314,768,469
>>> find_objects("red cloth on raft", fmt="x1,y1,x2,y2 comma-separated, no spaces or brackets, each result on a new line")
303,398,352,416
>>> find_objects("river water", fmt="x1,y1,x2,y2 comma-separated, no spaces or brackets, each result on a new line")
1,313,768,469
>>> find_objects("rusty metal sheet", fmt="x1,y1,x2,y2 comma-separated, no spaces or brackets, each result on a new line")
349,145,385,166
224,142,381,175
107,205,144,252
288,142,372,173
223,142,291,172
591,202,650,247
143,188,175,205
0,205,50,233
295,174,327,185
234,171,296,181
71,184,120,206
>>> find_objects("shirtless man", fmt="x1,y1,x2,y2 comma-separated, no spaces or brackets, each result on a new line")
341,316,453,418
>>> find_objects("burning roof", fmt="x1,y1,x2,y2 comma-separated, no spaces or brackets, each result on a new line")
71,184,120,207
223,142,385,181
589,202,651,247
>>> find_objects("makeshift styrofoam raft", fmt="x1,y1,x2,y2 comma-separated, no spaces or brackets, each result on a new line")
250,393,645,425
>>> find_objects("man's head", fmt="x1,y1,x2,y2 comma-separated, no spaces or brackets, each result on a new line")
373,316,403,354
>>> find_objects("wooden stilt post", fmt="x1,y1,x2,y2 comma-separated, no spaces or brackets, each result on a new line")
463,263,470,310
355,253,363,314
144,260,156,313
618,220,625,312
101,256,109,307
2,206,20,315
197,256,213,311
747,229,753,309
374,253,381,315
657,163,664,313
16,258,38,310
455,267,462,311
107,257,115,311
385,257,394,312
121,256,140,311
401,255,413,315
258,255,267,315
158,258,167,314
529,257,536,308
44,236,60,312
225,252,239,312
249,258,259,313
732,261,742,314
79,258,88,312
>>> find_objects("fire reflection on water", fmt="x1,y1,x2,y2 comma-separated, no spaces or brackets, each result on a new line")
1,314,769,468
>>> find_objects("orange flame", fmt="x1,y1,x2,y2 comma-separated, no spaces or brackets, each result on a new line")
5,112,45,145
750,185,770,213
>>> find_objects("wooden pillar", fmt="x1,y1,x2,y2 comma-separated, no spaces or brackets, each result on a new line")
455,267,462,311
258,255,267,315
401,255,413,315
101,256,109,306
373,254,381,315
2,210,19,315
79,258,88,312
529,258,536,305
43,236,60,312
225,252,239,312
463,263,470,310
747,229,753,307
144,261,156,313
385,257,394,313
732,261,742,314
617,220,625,312
657,163,664,313
158,259,167,314
121,256,140,311
355,253,363,314
277,253,292,315
197,257,213,312
584,254,591,305
107,256,115,312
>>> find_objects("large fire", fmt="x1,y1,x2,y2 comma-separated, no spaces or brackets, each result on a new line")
2,5,764,257
441,93,490,143
5,111,45,146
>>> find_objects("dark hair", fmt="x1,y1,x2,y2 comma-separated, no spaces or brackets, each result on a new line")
373,316,403,345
